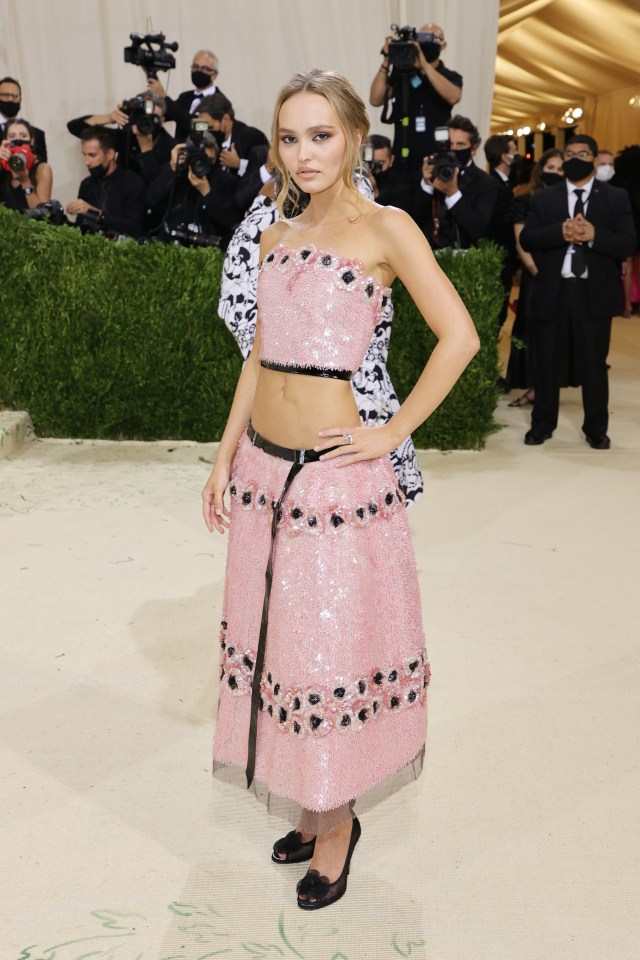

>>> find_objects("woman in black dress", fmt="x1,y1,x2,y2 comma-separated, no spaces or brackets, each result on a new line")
506,149,564,406
0,118,52,211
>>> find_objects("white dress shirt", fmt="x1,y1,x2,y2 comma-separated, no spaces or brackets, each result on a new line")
561,176,595,279
221,130,249,177
420,159,473,209
189,83,218,114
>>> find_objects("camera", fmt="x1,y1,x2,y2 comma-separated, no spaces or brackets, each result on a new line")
123,31,178,79
387,24,438,70
23,199,67,226
1,141,36,174
361,142,384,174
121,95,161,136
427,126,461,184
162,223,221,248
177,119,214,179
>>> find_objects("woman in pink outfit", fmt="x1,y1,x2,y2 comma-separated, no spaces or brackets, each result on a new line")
202,69,479,910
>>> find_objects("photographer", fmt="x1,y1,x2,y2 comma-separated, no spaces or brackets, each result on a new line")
0,76,47,162
66,126,145,238
369,23,462,179
196,93,268,178
147,49,226,141
147,127,243,248
0,118,52,210
366,134,414,214
413,115,498,249
67,92,175,185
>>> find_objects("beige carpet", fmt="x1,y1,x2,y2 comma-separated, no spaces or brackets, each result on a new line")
1,315,638,960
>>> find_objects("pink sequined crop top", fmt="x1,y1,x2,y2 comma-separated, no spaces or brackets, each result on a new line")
257,243,391,379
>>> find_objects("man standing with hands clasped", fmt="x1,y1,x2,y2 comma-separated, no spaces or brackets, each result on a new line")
520,135,636,449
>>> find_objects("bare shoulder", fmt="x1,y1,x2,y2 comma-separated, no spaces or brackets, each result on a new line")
367,204,434,280
371,203,424,244
259,219,289,262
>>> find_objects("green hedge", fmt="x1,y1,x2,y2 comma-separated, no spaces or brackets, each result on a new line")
0,206,502,448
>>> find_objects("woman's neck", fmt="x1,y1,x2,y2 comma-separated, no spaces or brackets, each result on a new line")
300,180,361,229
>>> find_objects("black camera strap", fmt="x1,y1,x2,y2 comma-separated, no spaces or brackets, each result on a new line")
431,192,461,249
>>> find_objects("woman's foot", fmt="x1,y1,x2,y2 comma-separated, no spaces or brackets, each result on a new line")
272,827,316,863
297,817,361,909
508,388,535,407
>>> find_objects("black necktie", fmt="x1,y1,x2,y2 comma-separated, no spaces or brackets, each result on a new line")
571,189,585,277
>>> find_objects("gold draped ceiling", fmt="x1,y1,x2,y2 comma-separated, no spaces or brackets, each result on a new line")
492,0,640,152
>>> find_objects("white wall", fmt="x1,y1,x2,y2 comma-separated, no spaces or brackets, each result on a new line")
0,0,499,206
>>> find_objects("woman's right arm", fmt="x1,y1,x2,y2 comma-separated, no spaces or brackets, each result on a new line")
201,321,261,533
202,221,284,532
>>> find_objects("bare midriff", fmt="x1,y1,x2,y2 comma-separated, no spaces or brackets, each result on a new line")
251,367,360,450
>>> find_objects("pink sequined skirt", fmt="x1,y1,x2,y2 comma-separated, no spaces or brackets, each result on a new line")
212,427,428,833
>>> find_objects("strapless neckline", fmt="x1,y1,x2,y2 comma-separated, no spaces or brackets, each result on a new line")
262,242,392,296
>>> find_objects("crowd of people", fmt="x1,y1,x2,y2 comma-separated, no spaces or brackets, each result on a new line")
1,24,638,449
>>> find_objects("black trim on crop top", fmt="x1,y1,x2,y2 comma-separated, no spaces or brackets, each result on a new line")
260,359,353,381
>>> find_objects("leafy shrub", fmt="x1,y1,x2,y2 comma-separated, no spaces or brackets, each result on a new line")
0,207,502,447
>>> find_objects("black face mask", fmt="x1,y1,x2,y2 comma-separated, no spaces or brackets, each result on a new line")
420,42,442,63
540,171,564,187
453,147,472,166
510,152,522,166
192,70,213,90
563,157,594,183
0,98,21,119
88,162,109,180
210,129,226,149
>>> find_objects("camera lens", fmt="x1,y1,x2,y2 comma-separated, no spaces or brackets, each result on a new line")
135,113,155,136
190,154,212,178
9,154,26,173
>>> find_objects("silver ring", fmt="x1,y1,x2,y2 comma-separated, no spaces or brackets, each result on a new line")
343,433,353,445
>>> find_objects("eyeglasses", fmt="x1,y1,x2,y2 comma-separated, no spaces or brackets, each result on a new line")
563,149,593,160
191,64,217,75
0,92,21,101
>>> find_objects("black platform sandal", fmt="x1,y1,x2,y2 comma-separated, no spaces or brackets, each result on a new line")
271,829,316,864
296,817,361,910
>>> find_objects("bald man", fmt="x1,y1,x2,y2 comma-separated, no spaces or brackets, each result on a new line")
148,49,228,141
370,23,462,180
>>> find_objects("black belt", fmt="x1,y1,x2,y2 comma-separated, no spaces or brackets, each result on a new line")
247,422,329,464
562,277,587,283
260,359,353,381
244,424,339,788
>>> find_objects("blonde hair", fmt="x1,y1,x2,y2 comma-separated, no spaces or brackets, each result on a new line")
271,69,370,219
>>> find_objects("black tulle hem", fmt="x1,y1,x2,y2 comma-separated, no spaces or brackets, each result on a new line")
212,745,425,835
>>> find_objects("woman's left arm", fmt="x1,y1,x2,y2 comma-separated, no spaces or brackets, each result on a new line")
317,208,480,464
33,162,53,203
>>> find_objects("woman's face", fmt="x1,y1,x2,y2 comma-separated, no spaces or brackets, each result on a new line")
7,123,31,144
543,155,563,176
277,92,347,195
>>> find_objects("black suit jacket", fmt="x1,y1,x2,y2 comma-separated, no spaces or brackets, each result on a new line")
520,179,637,319
165,87,228,141
413,162,499,249
488,169,517,280
234,143,269,214
223,119,269,167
